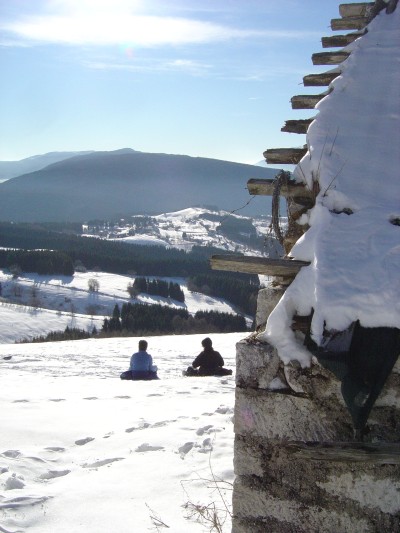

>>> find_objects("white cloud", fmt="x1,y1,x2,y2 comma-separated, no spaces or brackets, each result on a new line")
84,57,212,76
2,12,262,47
1,0,320,49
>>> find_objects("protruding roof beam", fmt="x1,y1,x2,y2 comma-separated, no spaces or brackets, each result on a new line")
281,119,314,134
291,93,328,109
263,147,307,165
247,178,315,207
312,51,350,65
210,255,310,277
339,3,374,17
303,72,340,87
322,31,365,48
331,17,368,30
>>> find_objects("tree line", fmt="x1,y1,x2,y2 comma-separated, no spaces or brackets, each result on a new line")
0,249,74,276
187,273,259,315
102,303,247,336
132,277,185,302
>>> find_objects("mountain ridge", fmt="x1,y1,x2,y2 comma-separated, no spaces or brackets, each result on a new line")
0,149,278,222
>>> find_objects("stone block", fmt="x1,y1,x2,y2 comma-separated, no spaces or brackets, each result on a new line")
236,339,280,389
234,387,353,441
255,286,285,328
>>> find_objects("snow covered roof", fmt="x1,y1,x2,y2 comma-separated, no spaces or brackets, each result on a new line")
263,4,400,365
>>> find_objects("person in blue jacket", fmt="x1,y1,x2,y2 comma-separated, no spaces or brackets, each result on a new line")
120,340,158,380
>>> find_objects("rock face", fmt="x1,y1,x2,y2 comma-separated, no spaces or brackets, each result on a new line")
232,324,400,532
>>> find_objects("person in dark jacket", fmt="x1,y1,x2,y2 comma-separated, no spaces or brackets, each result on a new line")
120,339,159,380
185,338,232,376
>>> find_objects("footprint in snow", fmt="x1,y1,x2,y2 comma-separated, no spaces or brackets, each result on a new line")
215,406,233,414
75,437,95,446
178,442,194,458
198,438,213,454
49,398,66,402
83,458,124,468
44,446,65,452
4,474,25,490
196,425,213,436
114,395,131,399
12,399,29,403
39,470,71,480
1,450,21,458
125,422,150,433
83,397,98,400
135,444,164,453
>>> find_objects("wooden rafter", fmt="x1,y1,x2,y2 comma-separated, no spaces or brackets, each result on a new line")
281,119,314,134
339,2,374,18
210,255,310,277
303,72,340,87
247,178,314,207
263,147,307,165
312,51,350,65
291,93,328,109
331,17,368,30
322,32,365,48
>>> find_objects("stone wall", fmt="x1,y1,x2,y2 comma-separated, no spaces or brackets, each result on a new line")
232,290,400,532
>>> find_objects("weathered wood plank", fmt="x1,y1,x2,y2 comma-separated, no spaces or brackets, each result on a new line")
312,51,350,65
339,2,374,18
247,178,314,207
281,119,314,134
210,255,310,277
287,441,400,465
322,32,365,48
263,147,307,165
303,72,340,87
331,17,369,30
291,93,327,109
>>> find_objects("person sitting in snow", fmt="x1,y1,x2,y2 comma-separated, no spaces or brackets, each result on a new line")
185,337,232,377
120,339,158,380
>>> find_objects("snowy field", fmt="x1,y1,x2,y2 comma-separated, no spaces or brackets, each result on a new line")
0,332,244,532
0,269,247,344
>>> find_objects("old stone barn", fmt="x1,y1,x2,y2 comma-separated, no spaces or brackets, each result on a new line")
212,1,400,531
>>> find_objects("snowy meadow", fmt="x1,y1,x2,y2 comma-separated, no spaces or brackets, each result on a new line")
0,332,243,532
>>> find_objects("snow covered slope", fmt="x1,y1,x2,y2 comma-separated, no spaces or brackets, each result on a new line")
0,332,242,532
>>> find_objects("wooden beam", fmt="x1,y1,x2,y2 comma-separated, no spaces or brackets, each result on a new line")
263,147,307,165
287,441,400,465
291,93,327,109
312,51,350,65
321,32,365,48
339,2,374,17
303,72,340,87
210,255,310,277
331,17,368,30
247,178,314,207
281,118,314,134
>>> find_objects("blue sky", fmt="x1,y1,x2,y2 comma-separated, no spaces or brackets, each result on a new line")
0,0,342,163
